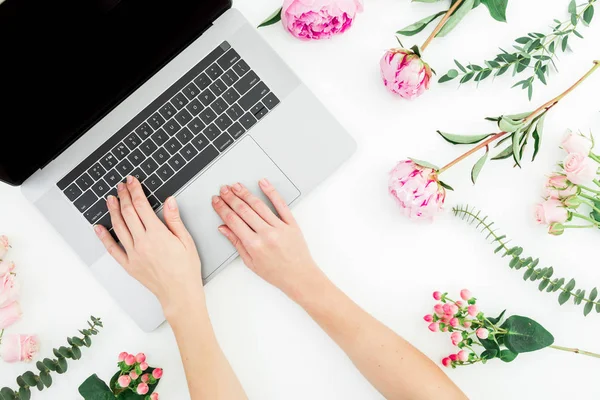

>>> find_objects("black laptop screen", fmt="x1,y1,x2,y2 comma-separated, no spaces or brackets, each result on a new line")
0,0,231,186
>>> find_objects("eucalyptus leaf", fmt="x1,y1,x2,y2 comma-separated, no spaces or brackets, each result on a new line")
437,0,476,37
501,315,554,353
397,11,446,36
437,131,494,145
257,7,283,28
583,5,595,25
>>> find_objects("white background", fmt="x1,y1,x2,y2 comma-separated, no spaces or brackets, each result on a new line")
1,0,600,398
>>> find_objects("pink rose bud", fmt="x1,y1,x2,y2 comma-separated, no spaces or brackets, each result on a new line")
0,261,15,277
152,368,163,379
467,305,478,317
450,332,462,346
428,322,439,332
136,382,149,395
0,301,22,329
141,373,150,383
561,130,593,155
433,304,444,316
140,362,149,371
388,160,446,220
135,353,146,363
380,48,432,99
433,291,442,300
281,0,363,40
150,393,159,400
441,357,451,368
0,273,20,308
463,321,472,328
449,353,458,362
118,352,129,362
534,198,569,226
125,354,136,366
548,223,565,236
129,371,139,380
0,334,39,363
564,153,597,185
457,350,469,362
460,289,472,301
476,328,489,339
423,314,433,322
563,196,583,209
118,375,131,388
449,318,459,328
0,236,9,259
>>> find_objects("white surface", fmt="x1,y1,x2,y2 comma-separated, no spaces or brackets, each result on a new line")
1,0,600,398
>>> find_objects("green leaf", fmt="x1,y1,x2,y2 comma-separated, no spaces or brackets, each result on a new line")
479,337,500,352
437,0,476,37
455,60,467,73
18,387,31,400
42,359,57,372
71,346,82,360
558,290,571,305
460,72,475,83
584,301,594,316
397,11,446,36
498,115,526,132
437,131,494,145
491,144,513,160
58,346,72,359
499,349,518,362
531,113,545,161
512,129,524,166
471,147,489,184
487,310,506,325
439,180,454,191
257,7,282,28
590,287,598,301
562,36,569,52
501,315,554,353
480,349,498,360
568,0,577,15
57,358,68,374
583,6,595,25
84,336,92,347
439,72,458,84
538,279,550,291
71,337,84,347
481,0,508,22
0,388,15,400
78,375,114,400
39,371,52,388
408,158,439,171
21,372,37,387
565,278,576,291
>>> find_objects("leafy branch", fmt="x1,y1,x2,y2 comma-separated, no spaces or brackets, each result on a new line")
0,317,103,400
439,0,597,100
453,206,600,316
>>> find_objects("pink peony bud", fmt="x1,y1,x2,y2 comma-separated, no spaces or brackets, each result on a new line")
433,304,444,316
449,318,459,328
441,357,451,367
561,130,593,155
450,332,462,346
389,160,446,220
281,0,363,40
534,199,569,225
118,352,129,362
428,322,439,332
460,289,472,301
380,48,432,99
135,353,146,363
140,362,149,371
0,301,22,329
117,375,131,388
0,334,39,363
433,291,442,300
549,223,565,236
141,373,150,383
129,371,139,380
449,353,458,362
152,368,163,379
423,314,433,323
0,236,9,259
136,382,149,395
150,393,159,400
564,153,597,186
476,328,489,339
125,354,136,366
467,305,478,317
457,350,469,362
463,321,472,329
0,273,20,308
0,261,15,277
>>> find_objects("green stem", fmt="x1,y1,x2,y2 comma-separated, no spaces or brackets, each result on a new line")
572,212,600,226
549,345,600,359
590,153,600,163
563,224,596,229
594,179,600,188
0,329,4,345
580,185,600,195
420,0,465,52
577,196,600,214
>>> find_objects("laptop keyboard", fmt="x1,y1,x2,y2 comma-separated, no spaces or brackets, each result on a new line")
57,41,280,237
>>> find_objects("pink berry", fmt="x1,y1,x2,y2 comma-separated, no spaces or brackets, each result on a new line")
433,304,444,316
140,362,149,371
150,394,159,400
141,374,150,383
457,350,469,362
460,289,472,301
441,315,451,323
456,300,464,307
117,375,131,388
433,291,442,300
468,305,478,317
463,321,472,329
441,357,451,367
423,314,433,323
450,332,462,346
118,352,128,362
129,371,139,380
152,368,163,379
449,318,459,328
442,304,452,315
442,326,449,332
449,353,458,362
135,353,146,363
125,354,136,366
428,322,439,332
136,382,149,395
476,328,489,339
448,304,459,315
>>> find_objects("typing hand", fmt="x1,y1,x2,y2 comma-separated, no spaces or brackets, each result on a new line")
212,179,320,298
94,176,204,315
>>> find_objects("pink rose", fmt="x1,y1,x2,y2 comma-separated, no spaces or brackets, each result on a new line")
545,174,578,199
0,236,9,259
564,153,597,186
0,301,22,329
0,273,19,308
561,131,593,155
0,334,39,363
380,49,432,99
0,261,15,277
281,0,363,40
388,160,446,220
534,199,569,225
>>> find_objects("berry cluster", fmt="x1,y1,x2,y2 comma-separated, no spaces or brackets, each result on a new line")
116,352,162,399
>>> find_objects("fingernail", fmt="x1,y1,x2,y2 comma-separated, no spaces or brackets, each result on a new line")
232,183,242,192
259,178,270,187
167,197,177,210
117,183,125,191
107,195,117,206
127,175,134,184
212,195,221,204
93,225,103,236
218,226,227,235
220,185,229,194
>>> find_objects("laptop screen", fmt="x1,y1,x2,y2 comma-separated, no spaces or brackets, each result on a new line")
0,0,231,186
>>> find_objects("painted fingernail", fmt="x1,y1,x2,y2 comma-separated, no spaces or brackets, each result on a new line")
127,175,134,184
212,195,221,204
220,185,229,194
93,225,103,236
167,197,177,210
117,183,125,191
259,178,270,187
232,183,242,192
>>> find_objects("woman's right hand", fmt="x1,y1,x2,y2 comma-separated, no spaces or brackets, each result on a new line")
212,179,321,299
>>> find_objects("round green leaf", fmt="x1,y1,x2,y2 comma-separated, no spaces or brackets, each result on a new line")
39,371,52,388
21,372,37,387
57,358,68,374
499,349,518,362
43,358,57,372
501,315,554,353
18,387,31,400
0,388,15,400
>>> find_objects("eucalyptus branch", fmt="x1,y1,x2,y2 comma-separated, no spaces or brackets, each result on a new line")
452,205,600,316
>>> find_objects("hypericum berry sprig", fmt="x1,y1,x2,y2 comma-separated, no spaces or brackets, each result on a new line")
426,290,600,368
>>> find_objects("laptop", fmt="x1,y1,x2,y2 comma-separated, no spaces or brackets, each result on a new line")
0,0,356,331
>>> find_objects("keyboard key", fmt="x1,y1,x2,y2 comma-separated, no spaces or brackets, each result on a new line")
211,98,228,115
76,173,94,191
239,82,269,111
256,107,269,120
165,137,183,155
148,195,161,210
234,71,259,95
152,147,170,165
130,168,147,182
135,122,153,139
104,169,121,185
221,70,239,86
64,183,83,202
186,98,203,116
141,184,152,197
111,143,130,160
226,104,244,120
183,82,201,100
140,139,158,156
223,88,240,105
148,113,165,129
99,153,118,170
207,63,224,80
150,128,169,146
263,92,280,109
217,49,241,70
96,213,113,231
171,93,189,110
204,123,220,140
214,133,234,152
176,127,194,145
84,200,108,224
91,179,110,197
127,149,145,166
116,159,134,176
228,122,245,139
199,108,217,125
188,117,206,134
145,174,162,192
124,132,142,150
88,163,106,181
154,145,220,202
210,79,227,96
174,109,192,126
180,143,198,161
157,164,175,181
163,119,182,136
105,187,118,200
239,112,257,130
191,133,210,152
159,102,177,120
141,158,159,176
199,89,216,107
168,154,186,171
251,102,265,116
215,114,233,131
193,73,211,91
74,189,98,212
232,60,250,77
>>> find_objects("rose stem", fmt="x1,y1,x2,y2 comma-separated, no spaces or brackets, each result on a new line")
438,61,600,174
549,345,600,358
421,0,465,52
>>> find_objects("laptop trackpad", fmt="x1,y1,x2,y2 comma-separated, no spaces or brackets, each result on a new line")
164,136,300,281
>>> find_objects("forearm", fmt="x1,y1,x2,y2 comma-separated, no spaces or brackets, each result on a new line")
166,293,248,400
288,271,466,400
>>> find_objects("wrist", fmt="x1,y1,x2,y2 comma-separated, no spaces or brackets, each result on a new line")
282,265,333,307
162,286,207,323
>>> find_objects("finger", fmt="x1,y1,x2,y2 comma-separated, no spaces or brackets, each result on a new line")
259,178,295,225
117,182,146,240
106,195,134,250
230,182,282,227
163,196,195,248
94,224,128,266
219,185,270,232
218,225,253,266
212,195,256,244
126,175,161,228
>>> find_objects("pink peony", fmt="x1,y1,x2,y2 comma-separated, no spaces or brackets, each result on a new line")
281,0,363,40
449,318,459,328
0,301,22,329
561,131,593,155
380,49,432,99
388,160,446,220
564,153,597,186
534,199,569,225
117,375,131,388
152,368,163,379
0,236,9,259
463,321,472,328
449,353,458,362
0,273,19,308
136,382,149,395
0,334,39,363
433,304,444,316
0,261,15,277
